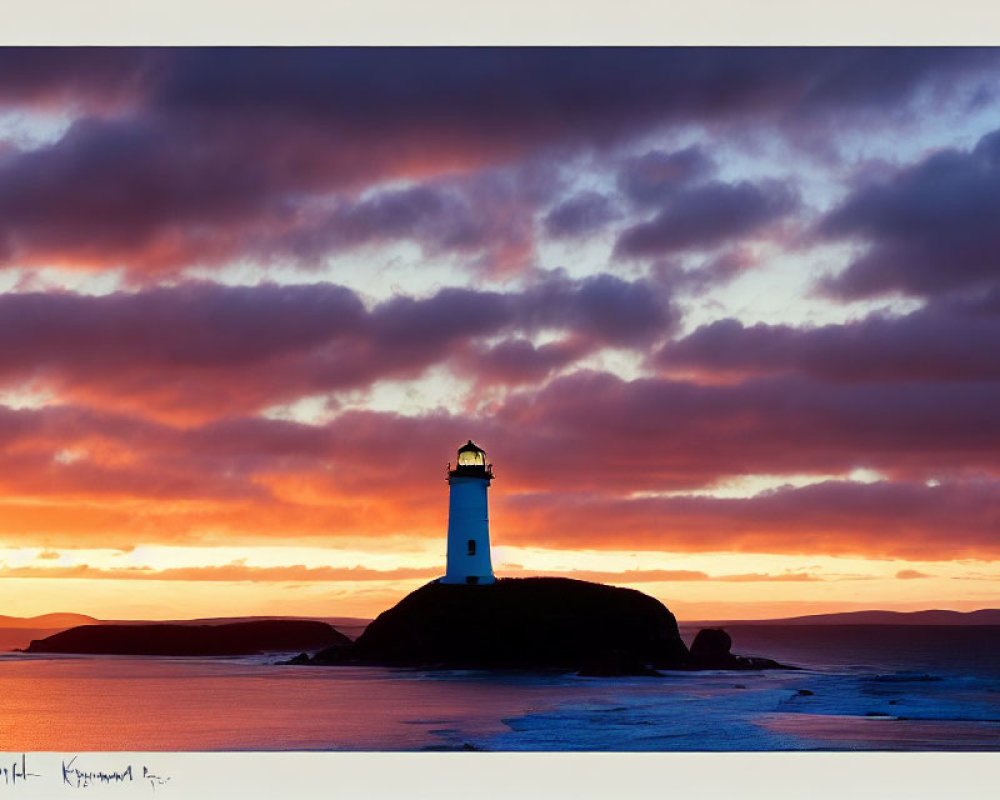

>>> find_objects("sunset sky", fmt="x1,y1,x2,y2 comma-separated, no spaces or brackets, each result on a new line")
0,47,998,620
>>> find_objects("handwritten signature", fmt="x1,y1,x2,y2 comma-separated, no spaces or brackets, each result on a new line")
142,766,171,790
62,756,172,791
0,754,40,786
62,756,135,788
0,754,171,792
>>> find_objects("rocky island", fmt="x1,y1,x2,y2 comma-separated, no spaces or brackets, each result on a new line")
289,577,790,674
26,619,348,656
22,579,789,672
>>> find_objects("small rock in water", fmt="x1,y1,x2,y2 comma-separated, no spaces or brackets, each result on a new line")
278,652,312,665
689,628,733,665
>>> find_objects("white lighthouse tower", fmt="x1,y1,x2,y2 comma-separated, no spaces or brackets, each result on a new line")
441,440,496,585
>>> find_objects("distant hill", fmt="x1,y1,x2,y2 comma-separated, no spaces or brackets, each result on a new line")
689,609,1000,626
99,616,371,640
0,614,369,652
0,613,101,652
26,620,349,656
0,613,97,629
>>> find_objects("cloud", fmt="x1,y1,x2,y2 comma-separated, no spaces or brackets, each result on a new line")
657,302,1000,382
714,572,821,582
519,272,676,345
281,166,555,274
504,568,821,582
652,250,756,294
1,371,998,560
0,117,287,273
6,363,999,518
0,48,157,108
494,371,1000,491
461,338,591,387
146,49,999,146
0,563,442,582
618,146,715,205
896,569,933,579
499,479,1000,560
0,119,546,275
615,179,798,257
7,366,1000,492
0,562,824,584
1,49,996,274
821,127,1000,298
0,274,675,421
543,191,620,238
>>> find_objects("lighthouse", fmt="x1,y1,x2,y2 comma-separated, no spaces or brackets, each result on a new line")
441,440,496,585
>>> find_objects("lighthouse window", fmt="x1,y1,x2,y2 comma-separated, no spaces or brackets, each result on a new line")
467,539,476,556
458,450,485,466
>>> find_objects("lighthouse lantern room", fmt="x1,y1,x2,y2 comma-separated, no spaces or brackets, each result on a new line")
441,440,496,585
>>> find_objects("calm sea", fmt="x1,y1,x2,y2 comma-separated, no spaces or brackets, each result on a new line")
1,625,998,751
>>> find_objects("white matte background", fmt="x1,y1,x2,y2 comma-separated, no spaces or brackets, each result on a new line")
1,1,998,797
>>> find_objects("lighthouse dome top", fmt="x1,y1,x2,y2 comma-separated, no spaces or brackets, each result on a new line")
448,440,493,479
456,440,486,466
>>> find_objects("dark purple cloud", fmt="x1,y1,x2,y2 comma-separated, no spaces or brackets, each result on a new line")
0,282,366,370
615,179,798,257
493,371,1000,492
543,191,620,238
618,146,714,205
13,360,1000,500
326,185,451,245
463,338,590,387
281,167,552,272
147,49,999,142
0,115,555,273
0,117,285,271
501,479,1000,559
658,303,1000,382
0,273,675,419
0,48,996,274
519,272,677,344
652,251,753,293
821,127,1000,298
0,48,156,106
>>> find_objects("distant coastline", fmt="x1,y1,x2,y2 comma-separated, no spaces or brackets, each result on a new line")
3,608,999,654
686,609,1000,626
24,619,348,656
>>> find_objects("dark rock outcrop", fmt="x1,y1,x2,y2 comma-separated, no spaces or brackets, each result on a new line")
313,577,690,671
689,628,733,665
26,620,349,656
688,626,791,670
277,652,314,665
